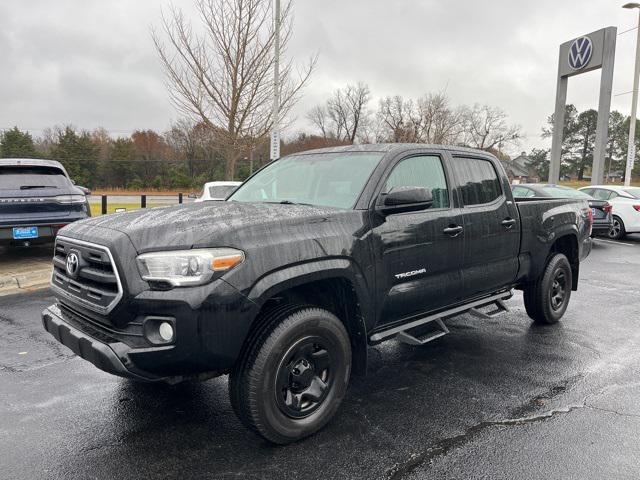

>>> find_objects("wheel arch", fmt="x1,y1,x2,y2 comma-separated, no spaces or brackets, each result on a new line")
549,233,579,290
245,259,372,376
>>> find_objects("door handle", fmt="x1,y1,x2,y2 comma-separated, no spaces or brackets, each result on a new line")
443,225,463,237
501,218,516,228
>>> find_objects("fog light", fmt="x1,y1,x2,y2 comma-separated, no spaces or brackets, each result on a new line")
159,322,174,342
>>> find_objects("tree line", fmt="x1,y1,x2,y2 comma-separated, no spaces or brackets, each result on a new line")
0,87,523,190
522,104,640,182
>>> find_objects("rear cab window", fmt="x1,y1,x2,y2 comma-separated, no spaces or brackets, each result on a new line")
450,157,503,206
512,186,535,198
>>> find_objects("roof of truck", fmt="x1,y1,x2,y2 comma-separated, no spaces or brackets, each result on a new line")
292,143,497,157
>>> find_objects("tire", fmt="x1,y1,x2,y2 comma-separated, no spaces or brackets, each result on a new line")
229,306,351,444
608,216,626,240
523,253,572,325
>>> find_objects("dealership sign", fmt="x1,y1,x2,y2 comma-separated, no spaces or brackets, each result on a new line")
550,27,617,185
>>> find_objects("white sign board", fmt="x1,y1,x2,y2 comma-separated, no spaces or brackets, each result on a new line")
270,131,280,160
628,143,636,170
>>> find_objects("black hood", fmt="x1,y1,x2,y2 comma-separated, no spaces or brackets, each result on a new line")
63,201,348,252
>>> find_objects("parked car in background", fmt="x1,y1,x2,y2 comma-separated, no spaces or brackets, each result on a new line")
194,181,242,202
578,185,640,240
512,184,612,237
0,158,91,246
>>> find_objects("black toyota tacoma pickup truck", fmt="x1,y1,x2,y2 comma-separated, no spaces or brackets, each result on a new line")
42,144,592,443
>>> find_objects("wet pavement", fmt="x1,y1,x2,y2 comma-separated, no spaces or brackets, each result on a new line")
1,236,639,479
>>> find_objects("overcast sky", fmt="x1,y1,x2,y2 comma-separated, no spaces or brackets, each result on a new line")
1,0,639,155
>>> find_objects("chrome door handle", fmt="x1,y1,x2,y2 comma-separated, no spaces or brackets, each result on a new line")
443,225,463,237
501,218,516,228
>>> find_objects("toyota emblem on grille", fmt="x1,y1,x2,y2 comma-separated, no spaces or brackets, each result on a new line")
66,252,80,277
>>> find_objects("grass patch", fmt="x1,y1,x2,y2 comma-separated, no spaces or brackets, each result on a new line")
90,203,166,216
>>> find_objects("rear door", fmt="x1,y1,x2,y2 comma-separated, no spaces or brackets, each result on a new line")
371,152,464,327
449,155,520,298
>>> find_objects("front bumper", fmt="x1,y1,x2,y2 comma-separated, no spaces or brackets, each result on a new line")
42,304,166,382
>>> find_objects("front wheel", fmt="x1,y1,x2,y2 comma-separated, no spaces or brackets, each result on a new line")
523,253,572,325
229,306,351,444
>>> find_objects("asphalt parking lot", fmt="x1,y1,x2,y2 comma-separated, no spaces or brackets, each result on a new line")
1,236,639,479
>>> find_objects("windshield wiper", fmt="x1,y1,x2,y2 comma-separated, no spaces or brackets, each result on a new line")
20,185,57,190
275,200,315,206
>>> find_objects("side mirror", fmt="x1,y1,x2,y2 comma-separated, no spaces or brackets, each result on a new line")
377,186,433,215
77,186,91,196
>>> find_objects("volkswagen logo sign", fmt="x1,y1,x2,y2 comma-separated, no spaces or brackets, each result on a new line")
568,36,593,70
65,252,80,277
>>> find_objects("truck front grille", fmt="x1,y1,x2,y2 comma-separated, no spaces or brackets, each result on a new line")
51,236,123,315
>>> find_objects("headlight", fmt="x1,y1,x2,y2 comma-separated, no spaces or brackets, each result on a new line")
54,194,86,204
136,248,245,287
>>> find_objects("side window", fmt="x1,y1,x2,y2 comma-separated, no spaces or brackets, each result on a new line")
592,189,612,200
581,188,595,197
384,155,449,209
608,191,619,199
451,157,503,206
512,186,534,198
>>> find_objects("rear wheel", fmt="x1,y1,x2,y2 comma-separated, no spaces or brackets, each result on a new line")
229,306,351,444
523,253,572,325
608,216,626,240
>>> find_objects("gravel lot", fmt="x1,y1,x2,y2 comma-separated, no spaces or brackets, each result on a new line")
0,236,639,479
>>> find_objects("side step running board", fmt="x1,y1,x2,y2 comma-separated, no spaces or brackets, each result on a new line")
369,290,513,344
468,299,509,319
396,318,450,346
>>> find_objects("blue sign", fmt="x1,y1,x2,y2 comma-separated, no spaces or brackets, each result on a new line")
13,226,39,240
568,36,593,70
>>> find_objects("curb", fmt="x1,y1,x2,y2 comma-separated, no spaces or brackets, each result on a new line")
0,267,52,296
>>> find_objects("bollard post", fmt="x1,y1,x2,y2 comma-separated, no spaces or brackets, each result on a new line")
141,195,147,209
101,195,107,215
178,193,183,204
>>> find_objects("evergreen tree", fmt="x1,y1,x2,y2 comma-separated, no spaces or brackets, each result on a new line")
525,148,550,181
0,127,38,158
50,127,99,187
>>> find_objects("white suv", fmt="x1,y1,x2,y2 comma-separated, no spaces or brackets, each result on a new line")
579,186,640,239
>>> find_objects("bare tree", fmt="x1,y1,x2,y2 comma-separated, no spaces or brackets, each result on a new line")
307,82,371,143
307,105,329,139
376,96,419,142
375,92,464,145
417,93,465,145
461,104,521,151
153,0,316,179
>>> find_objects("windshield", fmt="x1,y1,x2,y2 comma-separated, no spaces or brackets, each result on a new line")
208,185,237,199
623,187,640,199
228,152,383,209
0,166,71,190
541,185,592,199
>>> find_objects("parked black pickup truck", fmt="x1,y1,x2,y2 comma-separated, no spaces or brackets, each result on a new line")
42,144,592,443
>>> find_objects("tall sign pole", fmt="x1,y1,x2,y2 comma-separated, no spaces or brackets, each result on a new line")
549,27,617,185
270,0,281,161
625,8,640,186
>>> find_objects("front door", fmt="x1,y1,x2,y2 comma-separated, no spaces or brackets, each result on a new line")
449,155,520,298
371,153,464,327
